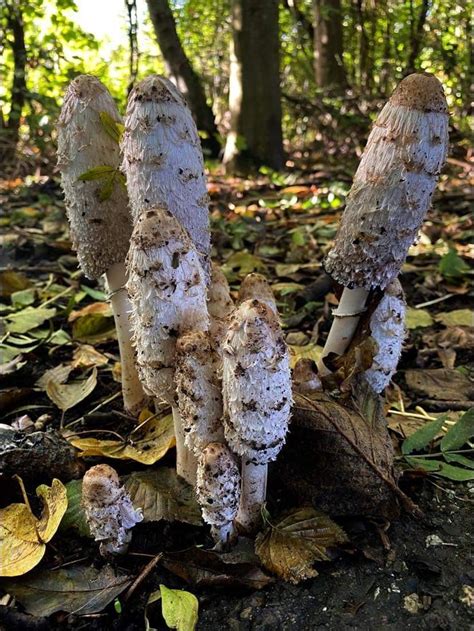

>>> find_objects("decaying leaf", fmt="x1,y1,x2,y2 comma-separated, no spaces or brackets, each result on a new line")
69,302,115,343
65,413,175,465
157,585,199,631
255,507,348,584
124,468,202,526
36,363,73,390
405,308,434,330
162,540,273,590
435,309,473,327
71,344,109,369
3,564,131,616
0,271,32,298
0,479,68,577
405,369,474,401
289,342,323,368
46,368,98,411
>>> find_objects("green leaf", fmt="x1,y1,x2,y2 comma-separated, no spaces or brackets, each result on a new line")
4,307,56,334
77,165,116,181
60,480,92,537
440,408,474,452
405,307,434,329
11,288,36,308
98,175,115,202
99,111,124,144
401,416,447,455
435,309,474,327
159,585,199,631
439,248,470,279
443,452,474,469
405,457,474,481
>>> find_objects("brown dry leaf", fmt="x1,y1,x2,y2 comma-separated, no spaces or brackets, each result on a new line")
71,345,109,369
36,364,73,390
65,413,175,465
405,369,474,401
289,343,323,369
0,479,68,577
0,271,32,298
46,368,98,411
255,507,348,584
68,302,112,322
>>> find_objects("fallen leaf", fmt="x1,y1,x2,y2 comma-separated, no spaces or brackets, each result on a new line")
3,565,131,616
0,271,32,298
46,368,98,411
71,344,109,369
0,479,68,577
221,251,266,279
162,541,273,590
36,364,73,390
440,408,474,452
255,507,348,584
124,469,202,526
406,308,434,330
65,413,175,465
4,307,57,334
158,585,199,631
405,457,474,481
439,248,470,280
289,343,323,368
60,480,92,537
435,309,474,327
405,369,474,401
68,302,112,322
401,416,447,455
11,288,36,308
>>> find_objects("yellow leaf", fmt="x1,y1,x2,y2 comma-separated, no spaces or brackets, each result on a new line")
65,414,176,465
159,584,199,631
68,302,112,321
434,309,474,327
0,479,68,577
406,308,434,329
46,368,98,411
255,507,348,584
289,343,323,369
71,345,109,369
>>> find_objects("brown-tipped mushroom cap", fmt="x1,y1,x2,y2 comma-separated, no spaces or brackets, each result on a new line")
121,75,211,279
323,73,449,291
237,273,277,314
57,75,132,279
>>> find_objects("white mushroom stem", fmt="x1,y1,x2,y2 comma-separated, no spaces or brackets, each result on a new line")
196,442,241,549
105,262,148,415
238,460,268,532
82,464,143,557
223,299,292,533
317,286,369,376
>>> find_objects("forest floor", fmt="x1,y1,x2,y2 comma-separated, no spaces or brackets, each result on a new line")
0,152,473,630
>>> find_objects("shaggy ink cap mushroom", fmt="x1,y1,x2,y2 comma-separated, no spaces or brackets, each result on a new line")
323,73,449,292
237,273,277,314
196,442,241,547
57,74,132,280
207,263,235,346
122,75,211,280
82,464,143,557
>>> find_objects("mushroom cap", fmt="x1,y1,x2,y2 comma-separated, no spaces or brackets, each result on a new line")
126,207,209,402
82,464,121,507
57,75,132,279
222,299,292,465
237,273,277,314
196,442,241,528
176,330,224,454
122,74,211,280
323,73,449,291
208,263,234,320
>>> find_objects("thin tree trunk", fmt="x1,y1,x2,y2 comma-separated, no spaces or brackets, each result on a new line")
405,0,430,74
145,0,220,157
223,0,284,172
313,0,348,94
356,0,372,94
1,0,27,165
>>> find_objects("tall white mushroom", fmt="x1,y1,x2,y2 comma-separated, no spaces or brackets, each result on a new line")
318,73,449,375
223,299,292,532
196,442,241,549
207,263,234,346
121,75,211,280
57,75,147,415
365,279,406,393
126,207,209,482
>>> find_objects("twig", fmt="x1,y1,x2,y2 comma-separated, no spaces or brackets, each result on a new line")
414,293,454,309
123,553,163,603
297,395,424,518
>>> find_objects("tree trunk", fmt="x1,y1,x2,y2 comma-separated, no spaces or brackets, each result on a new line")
356,0,372,94
223,0,284,172
312,0,348,94
145,0,220,158
405,0,429,74
1,0,27,166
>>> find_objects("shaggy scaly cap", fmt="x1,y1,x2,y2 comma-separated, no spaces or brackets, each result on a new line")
196,442,241,533
324,73,449,290
57,75,132,279
222,299,292,464
365,279,406,393
82,464,142,556
122,75,211,279
126,207,209,403
176,330,224,454
237,273,277,314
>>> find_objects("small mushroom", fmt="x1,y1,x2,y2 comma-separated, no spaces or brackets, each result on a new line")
57,75,147,415
237,273,277,314
365,279,406,393
223,299,292,532
196,442,241,549
126,207,209,483
318,73,449,374
82,464,142,557
122,75,211,280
